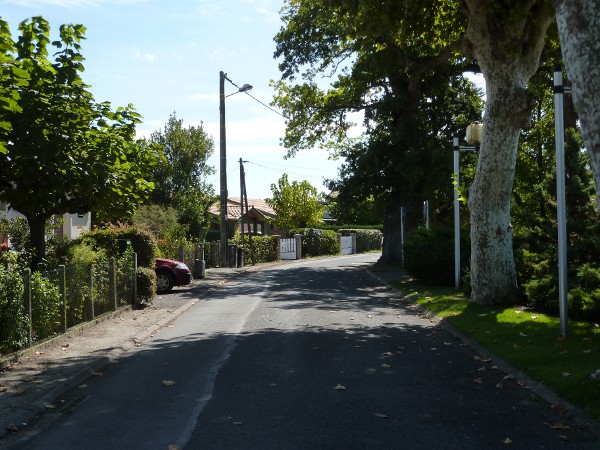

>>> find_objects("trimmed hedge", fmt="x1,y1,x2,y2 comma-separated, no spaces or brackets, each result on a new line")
337,229,382,253
229,233,278,264
290,228,340,257
77,223,157,268
403,225,469,285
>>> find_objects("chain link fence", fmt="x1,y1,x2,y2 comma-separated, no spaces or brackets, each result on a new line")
0,254,136,357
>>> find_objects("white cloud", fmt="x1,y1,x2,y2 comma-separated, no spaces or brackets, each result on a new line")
134,51,155,62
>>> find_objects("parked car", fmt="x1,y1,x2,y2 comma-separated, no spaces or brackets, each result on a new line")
155,258,192,293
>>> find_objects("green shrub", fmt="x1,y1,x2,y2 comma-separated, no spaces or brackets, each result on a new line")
31,271,61,340
229,233,278,264
77,223,157,268
0,260,27,354
291,228,340,257
403,225,469,285
136,267,156,304
337,229,382,252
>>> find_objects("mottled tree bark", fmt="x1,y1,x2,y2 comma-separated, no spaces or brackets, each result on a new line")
463,0,554,304
552,0,600,209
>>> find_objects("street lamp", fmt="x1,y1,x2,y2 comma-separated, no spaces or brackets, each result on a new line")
554,65,570,337
219,71,252,267
453,123,482,290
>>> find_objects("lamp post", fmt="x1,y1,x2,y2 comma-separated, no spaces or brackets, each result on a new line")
453,123,482,290
219,71,252,267
554,65,569,337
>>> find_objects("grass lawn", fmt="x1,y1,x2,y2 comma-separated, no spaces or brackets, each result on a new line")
389,278,600,421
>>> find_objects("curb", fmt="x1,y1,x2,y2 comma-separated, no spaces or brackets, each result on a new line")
0,269,254,440
365,268,600,440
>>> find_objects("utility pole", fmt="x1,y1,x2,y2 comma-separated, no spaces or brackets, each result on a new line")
239,158,255,265
219,71,228,267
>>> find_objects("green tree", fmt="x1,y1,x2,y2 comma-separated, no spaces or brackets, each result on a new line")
267,174,326,230
0,17,156,269
273,0,481,264
145,113,215,239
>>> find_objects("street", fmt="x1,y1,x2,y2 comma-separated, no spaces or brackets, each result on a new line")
2,253,598,449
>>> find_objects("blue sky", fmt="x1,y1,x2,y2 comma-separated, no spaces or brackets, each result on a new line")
1,0,343,200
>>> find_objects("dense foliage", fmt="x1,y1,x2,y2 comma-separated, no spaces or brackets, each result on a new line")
290,228,340,257
143,113,216,240
267,174,326,230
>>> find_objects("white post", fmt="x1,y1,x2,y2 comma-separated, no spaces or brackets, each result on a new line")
453,136,460,290
423,200,429,230
554,66,568,338
400,206,405,265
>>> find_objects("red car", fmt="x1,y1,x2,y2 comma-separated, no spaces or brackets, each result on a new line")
155,258,192,293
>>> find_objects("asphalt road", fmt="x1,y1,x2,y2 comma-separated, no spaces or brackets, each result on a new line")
3,254,598,449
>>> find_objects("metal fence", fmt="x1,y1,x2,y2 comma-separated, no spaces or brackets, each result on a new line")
0,255,136,357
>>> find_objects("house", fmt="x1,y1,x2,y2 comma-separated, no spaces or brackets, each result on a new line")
0,201,91,245
209,197,280,239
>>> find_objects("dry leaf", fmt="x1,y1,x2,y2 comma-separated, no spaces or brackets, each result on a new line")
478,366,486,372
168,446,180,450
549,422,570,430
496,382,504,388
444,342,452,346
91,372,103,377
583,349,592,354
5,424,19,432
232,421,243,425
78,384,89,388
0,386,8,393
382,352,394,357
503,375,514,381
474,378,483,384
502,437,512,444
531,315,538,319
478,313,488,317
381,364,391,368
35,351,45,355
519,332,528,337
514,310,523,314
374,413,389,419
44,403,55,409
562,372,571,377
367,315,372,318
334,384,347,390
162,380,176,387
313,346,322,350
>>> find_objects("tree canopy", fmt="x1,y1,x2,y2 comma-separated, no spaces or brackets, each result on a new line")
144,112,215,239
0,17,156,268
267,174,325,230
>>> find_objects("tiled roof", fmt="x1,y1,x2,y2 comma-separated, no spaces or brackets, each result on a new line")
209,198,275,220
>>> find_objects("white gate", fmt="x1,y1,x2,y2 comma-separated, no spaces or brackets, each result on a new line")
341,236,353,255
280,238,297,260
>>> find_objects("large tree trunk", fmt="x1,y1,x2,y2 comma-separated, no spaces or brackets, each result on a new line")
468,79,524,304
553,0,600,210
463,1,554,304
380,202,404,266
27,214,50,271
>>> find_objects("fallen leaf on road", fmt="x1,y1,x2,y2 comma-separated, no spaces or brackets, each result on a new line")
0,386,7,393
374,413,389,419
334,384,347,390
91,372,103,377
350,317,355,321
477,366,486,372
474,378,483,384
548,422,570,430
519,332,528,337
35,351,44,355
232,421,243,425
168,445,180,450
562,372,571,377
44,403,55,409
313,346,322,350
381,364,391,368
444,342,452,346
162,380,176,387
354,345,362,348
478,313,488,317
78,384,89,388
367,315,372,318
11,389,25,396
502,437,512,444
496,382,503,388
503,375,514,381
382,352,394,357
5,424,19,432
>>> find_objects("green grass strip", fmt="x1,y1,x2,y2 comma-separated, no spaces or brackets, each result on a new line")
390,279,600,420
